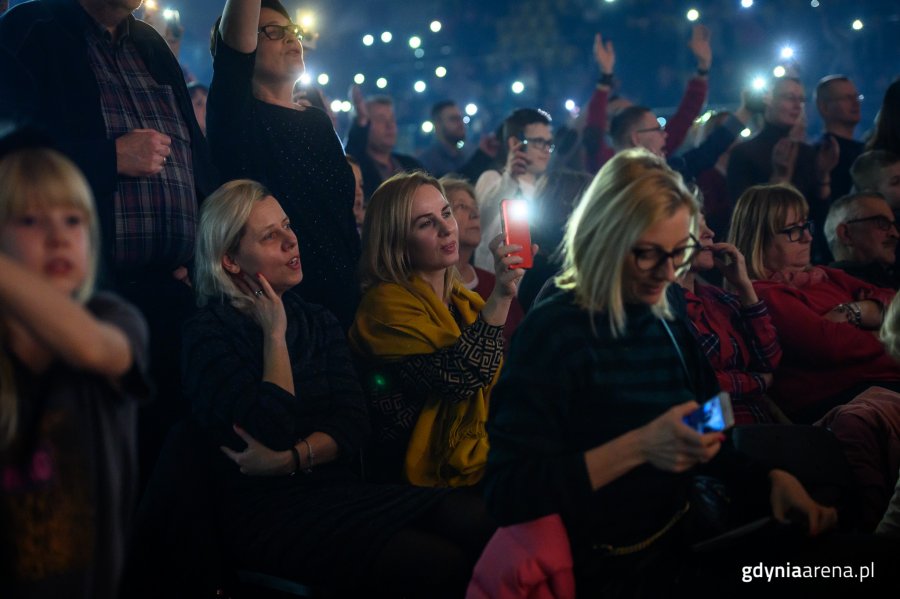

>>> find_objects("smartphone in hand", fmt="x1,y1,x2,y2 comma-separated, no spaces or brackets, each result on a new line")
500,198,534,269
683,392,734,433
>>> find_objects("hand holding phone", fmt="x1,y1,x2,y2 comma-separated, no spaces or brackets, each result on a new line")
683,392,734,433
500,199,534,269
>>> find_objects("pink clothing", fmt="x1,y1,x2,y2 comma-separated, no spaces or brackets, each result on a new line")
817,387,900,531
466,514,575,599
753,267,899,416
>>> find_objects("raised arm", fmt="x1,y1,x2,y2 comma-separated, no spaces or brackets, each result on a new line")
584,33,615,174
0,253,132,378
663,25,711,155
220,0,262,53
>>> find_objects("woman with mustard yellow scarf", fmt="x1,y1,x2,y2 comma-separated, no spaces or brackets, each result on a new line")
349,171,526,487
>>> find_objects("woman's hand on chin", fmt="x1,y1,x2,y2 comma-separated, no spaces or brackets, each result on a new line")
232,272,288,338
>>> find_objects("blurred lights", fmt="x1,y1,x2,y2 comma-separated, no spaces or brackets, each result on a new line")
353,73,365,85
852,19,863,30
511,81,525,94
780,46,794,60
465,103,478,116
430,21,442,33
409,36,422,49
810,0,820,7
362,34,374,46
773,66,786,78
299,13,315,30
463,116,471,124
145,0,158,9
657,117,667,128
435,66,447,78
381,31,393,43
414,80,427,93
565,99,576,111
298,73,311,86
686,9,700,22
330,99,342,112
741,128,752,138
422,121,434,133
317,73,329,85
376,77,388,89
751,76,767,91
341,101,352,112
414,49,425,59
741,0,753,7
162,8,177,20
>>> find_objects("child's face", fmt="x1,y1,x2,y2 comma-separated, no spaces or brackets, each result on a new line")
1,206,90,296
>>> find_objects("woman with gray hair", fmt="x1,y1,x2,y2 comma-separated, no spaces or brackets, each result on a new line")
484,149,835,596
182,179,494,597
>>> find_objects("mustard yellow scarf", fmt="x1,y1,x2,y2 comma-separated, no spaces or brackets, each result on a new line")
349,276,498,487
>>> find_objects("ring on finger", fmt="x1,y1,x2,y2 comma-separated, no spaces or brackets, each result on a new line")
254,289,263,297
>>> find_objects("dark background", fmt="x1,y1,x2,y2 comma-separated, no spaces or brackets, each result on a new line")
8,0,899,151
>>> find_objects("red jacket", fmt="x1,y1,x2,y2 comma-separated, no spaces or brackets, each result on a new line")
753,267,899,416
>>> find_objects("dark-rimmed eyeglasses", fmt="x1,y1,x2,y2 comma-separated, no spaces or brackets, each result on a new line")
258,24,304,42
845,215,897,232
778,220,815,242
522,137,555,153
631,236,700,272
635,125,665,134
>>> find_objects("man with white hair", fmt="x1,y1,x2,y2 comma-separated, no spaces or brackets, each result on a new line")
825,192,900,289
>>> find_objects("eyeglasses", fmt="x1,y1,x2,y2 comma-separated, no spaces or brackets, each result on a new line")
522,137,555,153
258,23,304,42
631,236,700,272
845,215,897,231
635,125,665,134
778,220,815,242
828,94,864,104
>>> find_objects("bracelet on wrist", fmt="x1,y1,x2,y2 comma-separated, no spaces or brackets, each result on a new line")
301,438,314,474
289,445,300,476
835,302,862,327
696,67,710,76
598,72,614,87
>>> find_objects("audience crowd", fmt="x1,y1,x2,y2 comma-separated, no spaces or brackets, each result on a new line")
1,1,899,597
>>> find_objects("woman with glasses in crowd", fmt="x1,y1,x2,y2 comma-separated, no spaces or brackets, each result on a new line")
207,0,360,329
676,213,783,424
484,150,835,596
729,183,900,423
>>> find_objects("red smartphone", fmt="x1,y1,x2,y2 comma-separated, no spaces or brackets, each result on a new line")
500,198,534,269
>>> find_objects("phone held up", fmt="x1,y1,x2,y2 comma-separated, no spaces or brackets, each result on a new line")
500,198,534,269
683,392,735,433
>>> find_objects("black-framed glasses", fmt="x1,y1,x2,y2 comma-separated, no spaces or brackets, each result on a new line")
522,137,555,153
635,125,665,134
845,215,897,232
778,220,815,242
631,236,700,272
258,23,304,42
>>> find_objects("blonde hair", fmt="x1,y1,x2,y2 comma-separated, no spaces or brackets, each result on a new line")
727,184,809,280
556,149,699,337
0,148,100,448
360,171,459,301
194,179,272,310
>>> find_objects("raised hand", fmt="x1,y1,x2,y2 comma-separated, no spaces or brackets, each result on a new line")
231,272,288,339
488,233,535,300
505,140,530,178
639,401,723,472
709,242,757,304
688,24,712,72
115,128,171,177
771,137,799,183
593,33,615,76
350,83,368,126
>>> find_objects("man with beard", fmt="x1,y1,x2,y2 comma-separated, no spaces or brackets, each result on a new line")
825,192,900,289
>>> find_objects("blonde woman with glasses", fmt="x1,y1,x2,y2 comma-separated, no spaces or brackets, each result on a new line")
485,150,835,596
